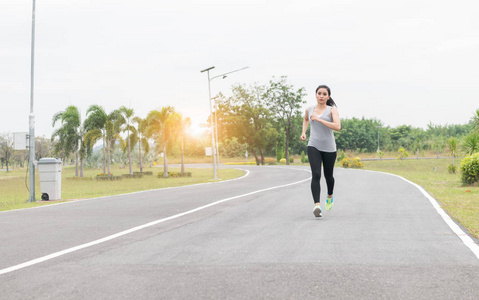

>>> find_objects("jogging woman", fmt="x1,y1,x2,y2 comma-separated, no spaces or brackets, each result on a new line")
300,85,341,217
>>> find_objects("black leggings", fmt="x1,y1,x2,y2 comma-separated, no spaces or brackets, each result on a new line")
307,146,337,204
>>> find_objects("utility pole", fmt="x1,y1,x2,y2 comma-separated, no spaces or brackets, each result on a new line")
27,0,36,202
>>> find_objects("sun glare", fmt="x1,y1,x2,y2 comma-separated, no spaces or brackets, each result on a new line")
188,122,207,137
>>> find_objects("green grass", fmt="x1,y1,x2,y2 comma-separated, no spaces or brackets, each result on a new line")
0,166,245,212
362,158,479,239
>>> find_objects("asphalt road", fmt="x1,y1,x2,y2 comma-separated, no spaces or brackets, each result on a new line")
1,165,478,300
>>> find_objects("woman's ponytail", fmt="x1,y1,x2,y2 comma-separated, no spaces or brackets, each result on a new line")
327,97,337,107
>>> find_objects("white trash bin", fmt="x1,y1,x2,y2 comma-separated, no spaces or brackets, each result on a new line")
37,158,62,200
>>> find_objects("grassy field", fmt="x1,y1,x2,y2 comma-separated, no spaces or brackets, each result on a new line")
0,165,245,212
361,157,479,239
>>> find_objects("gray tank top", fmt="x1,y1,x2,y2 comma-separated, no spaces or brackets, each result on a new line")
307,105,337,152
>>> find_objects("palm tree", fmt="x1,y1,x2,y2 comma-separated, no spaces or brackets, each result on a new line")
104,110,123,176
52,106,82,177
472,109,479,134
84,105,107,174
84,105,122,176
119,106,135,175
173,112,191,175
446,137,458,166
462,133,479,156
133,116,149,173
146,106,176,178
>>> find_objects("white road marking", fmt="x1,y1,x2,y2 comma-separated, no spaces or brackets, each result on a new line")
1,168,251,214
360,169,479,260
0,174,310,275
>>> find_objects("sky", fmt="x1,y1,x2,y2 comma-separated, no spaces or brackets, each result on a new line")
1,0,478,139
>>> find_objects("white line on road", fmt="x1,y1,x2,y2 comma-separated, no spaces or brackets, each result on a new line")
360,169,479,260
1,168,251,214
0,175,310,275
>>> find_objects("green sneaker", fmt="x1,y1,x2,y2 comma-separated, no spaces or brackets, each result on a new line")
313,204,322,217
325,196,334,210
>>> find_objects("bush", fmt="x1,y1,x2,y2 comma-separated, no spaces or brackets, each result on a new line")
460,153,479,185
301,151,307,163
339,157,351,168
351,157,365,169
289,157,294,163
448,164,457,174
158,171,192,178
276,146,284,162
337,150,346,162
279,158,286,164
397,148,409,160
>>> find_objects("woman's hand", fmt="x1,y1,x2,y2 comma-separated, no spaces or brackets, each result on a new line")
310,115,322,123
300,133,307,141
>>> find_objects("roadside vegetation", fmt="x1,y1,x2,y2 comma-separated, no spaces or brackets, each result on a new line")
0,166,244,212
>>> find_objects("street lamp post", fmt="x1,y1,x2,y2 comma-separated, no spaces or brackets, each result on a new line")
201,66,249,179
28,0,36,203
200,66,217,180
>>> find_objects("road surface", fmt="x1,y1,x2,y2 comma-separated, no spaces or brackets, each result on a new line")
1,165,478,299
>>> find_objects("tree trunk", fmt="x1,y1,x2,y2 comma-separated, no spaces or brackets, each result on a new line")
285,127,290,165
107,139,111,176
80,157,84,177
139,137,143,173
102,137,106,175
75,150,79,177
181,136,185,175
127,129,132,175
251,149,260,165
163,145,168,178
259,148,265,165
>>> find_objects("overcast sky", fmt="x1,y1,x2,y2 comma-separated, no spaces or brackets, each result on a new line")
1,0,478,138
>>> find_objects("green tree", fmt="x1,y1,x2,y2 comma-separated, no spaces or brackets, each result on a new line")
446,137,458,166
132,116,149,173
335,117,382,152
84,105,122,176
172,112,191,175
218,84,278,165
52,105,82,177
264,76,306,165
119,106,135,175
462,133,479,156
146,106,176,178
472,109,479,134
0,133,13,172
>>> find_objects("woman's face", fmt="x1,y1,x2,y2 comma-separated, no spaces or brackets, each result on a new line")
316,88,329,104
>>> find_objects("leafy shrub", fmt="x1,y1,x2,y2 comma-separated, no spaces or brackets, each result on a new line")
276,146,284,162
448,164,457,174
289,157,294,163
351,157,365,169
337,150,346,162
397,148,409,160
157,172,192,178
377,150,384,160
340,157,351,168
460,153,479,185
301,151,307,163
279,158,286,164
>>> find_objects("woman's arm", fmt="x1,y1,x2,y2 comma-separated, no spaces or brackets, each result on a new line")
300,108,309,141
312,107,341,131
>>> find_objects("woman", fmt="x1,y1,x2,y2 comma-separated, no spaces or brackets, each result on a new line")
300,85,341,217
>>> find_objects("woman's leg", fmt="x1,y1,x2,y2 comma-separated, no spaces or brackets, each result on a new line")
321,151,337,196
307,146,322,204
